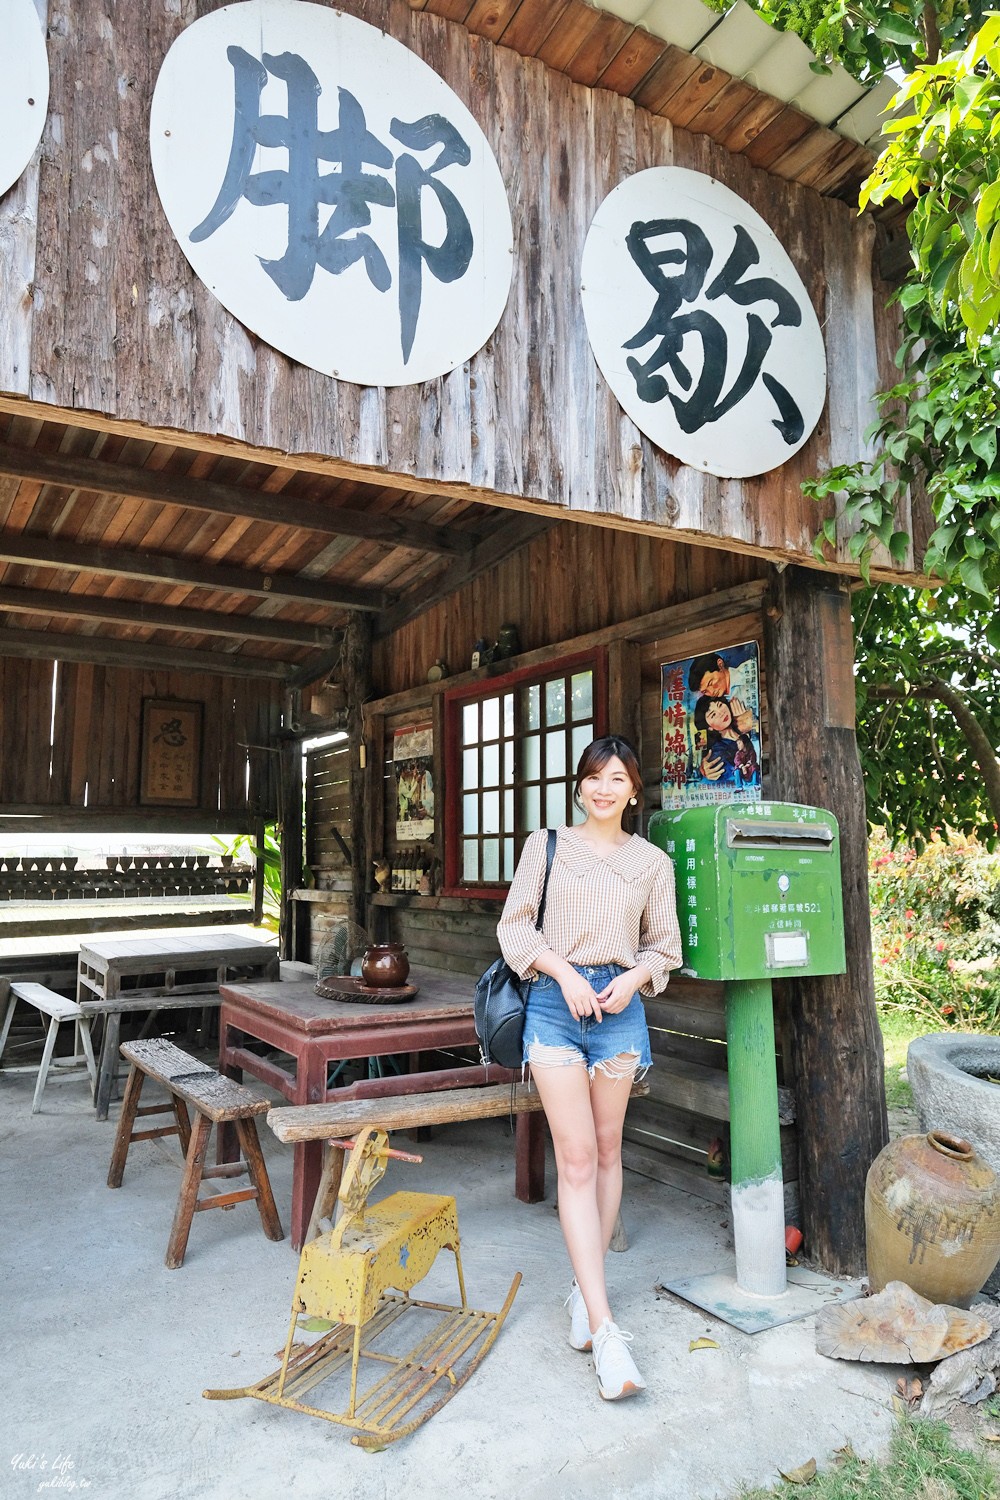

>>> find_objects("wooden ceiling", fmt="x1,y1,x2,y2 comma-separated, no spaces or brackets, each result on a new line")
0,411,548,684
0,3,891,691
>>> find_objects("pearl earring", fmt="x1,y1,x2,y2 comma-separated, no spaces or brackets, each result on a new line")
629,796,637,805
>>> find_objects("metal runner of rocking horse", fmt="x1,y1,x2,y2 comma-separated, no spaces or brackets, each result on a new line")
203,1126,520,1448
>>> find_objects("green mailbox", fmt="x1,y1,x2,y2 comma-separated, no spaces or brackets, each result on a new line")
647,802,846,981
647,800,846,1309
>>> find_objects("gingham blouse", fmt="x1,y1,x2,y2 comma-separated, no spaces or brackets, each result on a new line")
496,826,682,996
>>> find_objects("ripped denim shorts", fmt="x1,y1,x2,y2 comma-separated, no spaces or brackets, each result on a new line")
523,964,653,1081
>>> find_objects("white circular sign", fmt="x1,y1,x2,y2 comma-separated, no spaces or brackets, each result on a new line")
0,0,49,198
581,167,826,478
150,0,513,387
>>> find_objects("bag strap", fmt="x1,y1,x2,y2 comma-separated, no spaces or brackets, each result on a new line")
535,828,557,932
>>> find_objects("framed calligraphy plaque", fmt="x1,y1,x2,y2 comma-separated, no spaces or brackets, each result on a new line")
140,699,203,807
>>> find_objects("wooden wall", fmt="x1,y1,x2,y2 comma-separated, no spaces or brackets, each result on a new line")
0,0,924,582
0,657,282,822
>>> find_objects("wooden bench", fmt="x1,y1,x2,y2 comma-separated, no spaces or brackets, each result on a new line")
108,1038,284,1269
267,1078,649,1245
0,982,97,1113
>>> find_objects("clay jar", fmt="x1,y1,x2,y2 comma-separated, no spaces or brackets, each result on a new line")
865,1130,1000,1308
360,943,410,988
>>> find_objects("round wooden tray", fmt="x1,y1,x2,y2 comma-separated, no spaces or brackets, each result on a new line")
314,975,419,1005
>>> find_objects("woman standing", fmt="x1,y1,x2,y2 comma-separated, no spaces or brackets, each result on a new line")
496,736,681,1400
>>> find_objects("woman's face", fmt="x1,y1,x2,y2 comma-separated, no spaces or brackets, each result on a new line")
578,755,636,824
705,699,732,732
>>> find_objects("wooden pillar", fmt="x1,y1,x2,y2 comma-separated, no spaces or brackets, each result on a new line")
278,739,306,962
342,613,374,933
763,565,887,1275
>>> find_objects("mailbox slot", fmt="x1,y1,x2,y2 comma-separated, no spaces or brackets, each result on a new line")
727,821,834,851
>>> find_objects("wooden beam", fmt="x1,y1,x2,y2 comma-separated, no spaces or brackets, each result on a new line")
0,442,473,557
373,512,552,638
0,907,254,938
0,583,340,647
0,808,256,833
0,534,391,612
342,612,373,932
0,626,292,678
763,565,887,1277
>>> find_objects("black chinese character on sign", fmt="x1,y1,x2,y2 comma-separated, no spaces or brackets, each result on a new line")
191,47,474,363
622,219,805,444
153,718,187,748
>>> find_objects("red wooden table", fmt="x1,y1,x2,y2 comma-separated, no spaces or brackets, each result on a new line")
218,970,544,1247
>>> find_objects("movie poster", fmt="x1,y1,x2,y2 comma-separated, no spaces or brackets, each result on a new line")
661,642,762,809
393,723,435,840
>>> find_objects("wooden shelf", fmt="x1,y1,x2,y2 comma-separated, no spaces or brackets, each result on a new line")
370,893,505,915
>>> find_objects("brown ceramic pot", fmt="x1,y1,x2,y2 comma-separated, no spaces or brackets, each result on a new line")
865,1130,1000,1308
360,943,410,988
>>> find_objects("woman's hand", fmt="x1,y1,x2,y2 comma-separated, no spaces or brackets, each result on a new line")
596,966,650,1015
558,970,603,1022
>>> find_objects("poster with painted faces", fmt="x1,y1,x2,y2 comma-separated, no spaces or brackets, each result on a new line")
661,641,762,808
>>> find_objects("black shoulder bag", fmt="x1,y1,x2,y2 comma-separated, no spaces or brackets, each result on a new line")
475,828,556,1069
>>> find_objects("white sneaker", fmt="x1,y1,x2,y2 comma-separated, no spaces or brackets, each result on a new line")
591,1318,646,1400
565,1280,592,1352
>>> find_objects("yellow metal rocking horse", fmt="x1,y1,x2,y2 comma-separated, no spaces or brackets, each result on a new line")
204,1126,521,1448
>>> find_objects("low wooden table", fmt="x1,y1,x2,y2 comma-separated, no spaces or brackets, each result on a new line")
79,933,279,1119
218,971,545,1248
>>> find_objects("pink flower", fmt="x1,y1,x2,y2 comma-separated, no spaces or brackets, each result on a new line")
935,941,945,952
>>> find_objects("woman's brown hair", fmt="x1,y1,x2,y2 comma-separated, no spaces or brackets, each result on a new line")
573,735,644,808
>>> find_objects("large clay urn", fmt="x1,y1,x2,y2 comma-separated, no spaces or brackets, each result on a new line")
360,943,410,988
865,1131,1000,1308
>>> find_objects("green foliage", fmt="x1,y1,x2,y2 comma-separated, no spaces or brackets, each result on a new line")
737,1410,1000,1498
869,828,1000,1032
853,583,1000,841
214,824,281,931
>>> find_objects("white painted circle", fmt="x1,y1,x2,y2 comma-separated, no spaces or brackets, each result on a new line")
581,167,826,478
150,0,513,386
778,873,790,894
0,0,49,198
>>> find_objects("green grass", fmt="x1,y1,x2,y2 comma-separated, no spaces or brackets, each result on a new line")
738,1413,1000,1499
877,1005,931,1114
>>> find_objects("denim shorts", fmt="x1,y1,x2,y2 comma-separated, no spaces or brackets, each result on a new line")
523,963,653,1078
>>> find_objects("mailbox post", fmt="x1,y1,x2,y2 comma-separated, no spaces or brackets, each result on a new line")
648,802,846,1298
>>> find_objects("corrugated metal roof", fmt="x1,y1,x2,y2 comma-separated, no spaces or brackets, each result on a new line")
590,0,898,151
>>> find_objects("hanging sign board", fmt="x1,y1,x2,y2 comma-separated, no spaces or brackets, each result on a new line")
0,0,49,198
581,167,826,478
150,0,513,387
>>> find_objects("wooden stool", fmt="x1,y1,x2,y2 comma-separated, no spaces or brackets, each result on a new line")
108,1038,284,1269
0,982,97,1113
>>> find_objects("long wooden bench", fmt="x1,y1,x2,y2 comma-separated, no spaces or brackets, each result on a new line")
108,1038,284,1268
267,1078,649,1245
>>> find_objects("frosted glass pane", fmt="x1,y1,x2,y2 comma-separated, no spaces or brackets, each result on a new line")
545,678,566,726
546,730,566,778
523,684,540,730
523,734,540,780
482,744,500,787
482,839,500,881
463,703,478,745
571,672,593,721
463,747,478,790
463,840,478,881
482,696,500,741
503,694,514,736
463,794,479,834
503,838,514,881
503,740,513,785
482,790,500,834
522,785,540,830
504,789,514,828
546,781,566,827
572,724,592,770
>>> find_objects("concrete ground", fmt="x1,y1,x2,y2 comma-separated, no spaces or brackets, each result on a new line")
2,1057,908,1500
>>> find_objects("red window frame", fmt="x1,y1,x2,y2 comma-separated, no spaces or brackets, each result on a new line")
442,648,608,899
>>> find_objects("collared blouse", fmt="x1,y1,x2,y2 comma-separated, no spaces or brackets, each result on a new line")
496,825,682,996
